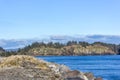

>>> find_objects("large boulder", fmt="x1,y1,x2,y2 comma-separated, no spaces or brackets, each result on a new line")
0,55,63,80
94,77,102,80
0,55,102,80
84,72,95,80
64,70,88,80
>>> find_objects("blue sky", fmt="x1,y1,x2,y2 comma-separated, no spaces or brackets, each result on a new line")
0,0,120,39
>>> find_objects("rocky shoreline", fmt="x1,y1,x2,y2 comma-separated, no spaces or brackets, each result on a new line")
0,55,102,80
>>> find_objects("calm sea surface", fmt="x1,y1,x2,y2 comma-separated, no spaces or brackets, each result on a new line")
36,55,120,80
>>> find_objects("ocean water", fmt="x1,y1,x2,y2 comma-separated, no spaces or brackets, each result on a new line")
36,55,120,80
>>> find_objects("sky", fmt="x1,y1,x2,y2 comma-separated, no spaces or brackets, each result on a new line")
0,0,120,39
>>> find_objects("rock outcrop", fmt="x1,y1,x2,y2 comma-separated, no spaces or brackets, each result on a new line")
0,55,102,80
22,44,116,56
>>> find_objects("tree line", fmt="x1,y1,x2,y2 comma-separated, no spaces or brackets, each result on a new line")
0,41,120,56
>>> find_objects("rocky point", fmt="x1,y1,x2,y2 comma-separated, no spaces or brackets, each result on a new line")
0,55,102,80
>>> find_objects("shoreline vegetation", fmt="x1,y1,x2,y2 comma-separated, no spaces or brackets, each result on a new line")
0,55,102,80
0,41,120,56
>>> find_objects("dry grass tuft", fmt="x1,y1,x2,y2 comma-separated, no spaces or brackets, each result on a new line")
0,55,48,70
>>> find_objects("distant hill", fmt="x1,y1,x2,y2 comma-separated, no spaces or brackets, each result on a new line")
1,41,120,56
1,35,120,49
15,41,118,56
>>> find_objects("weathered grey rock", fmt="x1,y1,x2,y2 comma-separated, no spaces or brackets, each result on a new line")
0,55,64,80
84,72,95,80
0,67,63,80
64,70,88,80
0,55,102,80
95,77,102,80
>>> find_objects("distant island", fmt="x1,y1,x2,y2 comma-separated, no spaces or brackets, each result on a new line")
0,41,120,56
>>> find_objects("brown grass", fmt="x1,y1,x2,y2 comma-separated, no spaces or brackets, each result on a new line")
0,55,48,70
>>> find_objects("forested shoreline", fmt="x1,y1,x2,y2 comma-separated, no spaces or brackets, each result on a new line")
0,41,120,56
